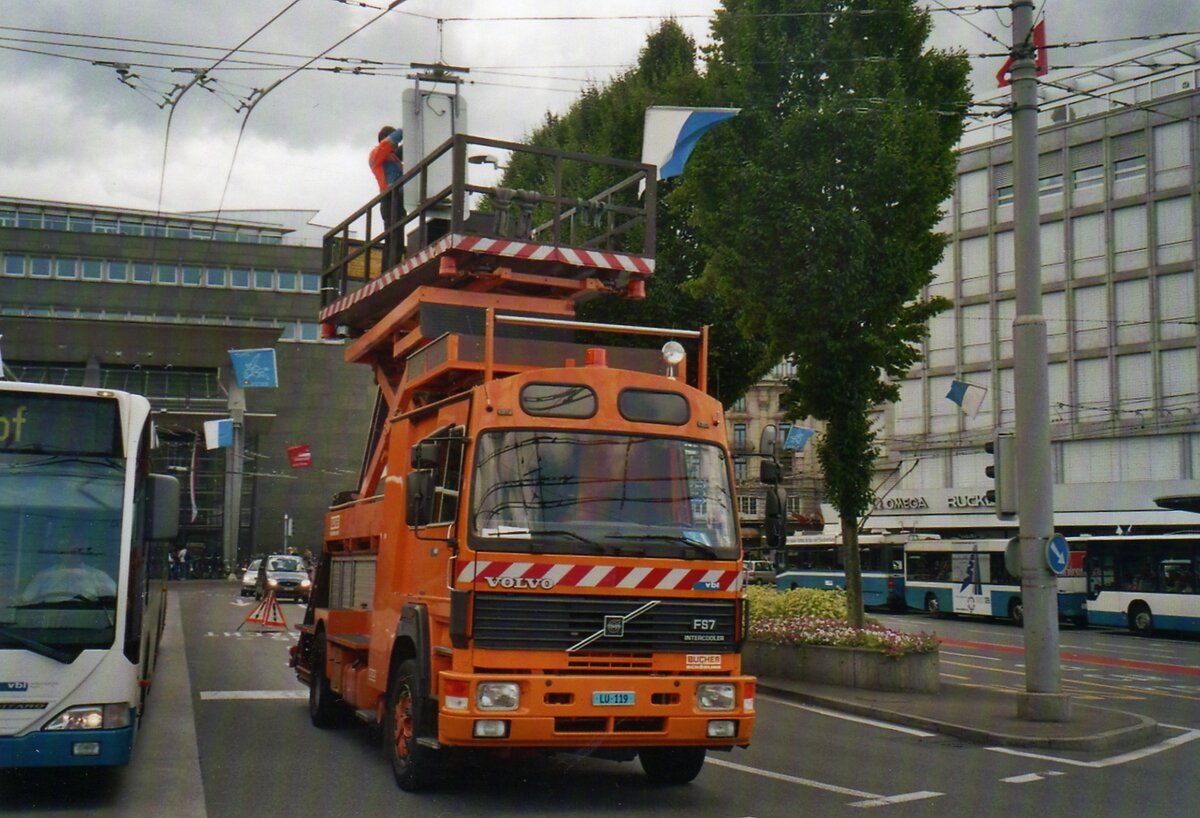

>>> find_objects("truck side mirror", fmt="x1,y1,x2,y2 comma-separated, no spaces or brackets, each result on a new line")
758,424,777,459
759,459,782,485
406,470,435,527
764,485,786,550
411,440,440,470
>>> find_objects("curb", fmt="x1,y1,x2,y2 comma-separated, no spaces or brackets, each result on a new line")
758,681,1161,752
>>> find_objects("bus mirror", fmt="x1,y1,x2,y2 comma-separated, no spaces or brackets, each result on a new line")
764,486,786,549
759,424,777,458
1004,537,1021,577
147,474,181,541
407,470,435,527
759,459,782,485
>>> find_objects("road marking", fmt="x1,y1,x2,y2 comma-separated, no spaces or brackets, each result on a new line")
987,726,1200,768
200,689,307,700
1002,773,1044,783
704,757,942,807
762,695,936,737
941,651,1003,661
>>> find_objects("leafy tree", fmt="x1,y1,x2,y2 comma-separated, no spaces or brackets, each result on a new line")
681,0,970,626
500,21,772,405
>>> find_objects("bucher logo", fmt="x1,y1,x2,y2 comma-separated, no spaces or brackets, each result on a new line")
484,576,556,590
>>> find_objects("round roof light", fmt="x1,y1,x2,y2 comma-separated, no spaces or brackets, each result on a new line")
661,341,686,366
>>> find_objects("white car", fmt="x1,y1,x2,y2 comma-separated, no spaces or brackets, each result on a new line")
743,560,776,585
240,559,261,597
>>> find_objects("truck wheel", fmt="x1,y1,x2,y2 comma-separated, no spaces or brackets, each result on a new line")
1009,598,1024,627
1128,603,1154,636
385,659,437,791
639,747,706,785
308,631,342,728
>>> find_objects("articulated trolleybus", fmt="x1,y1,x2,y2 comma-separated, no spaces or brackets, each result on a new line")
903,539,1087,626
1079,534,1200,635
0,382,179,768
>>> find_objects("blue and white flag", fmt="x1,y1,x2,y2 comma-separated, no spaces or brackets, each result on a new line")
229,348,278,388
783,426,816,452
946,379,987,418
640,106,739,193
203,419,233,450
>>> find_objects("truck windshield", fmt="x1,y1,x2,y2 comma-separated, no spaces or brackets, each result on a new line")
0,454,125,662
469,430,738,559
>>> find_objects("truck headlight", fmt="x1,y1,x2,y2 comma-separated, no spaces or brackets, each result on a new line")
696,683,736,711
476,682,519,711
43,704,130,731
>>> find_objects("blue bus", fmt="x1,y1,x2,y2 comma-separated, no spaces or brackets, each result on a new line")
0,382,179,768
1079,534,1200,635
903,539,1088,626
775,533,918,611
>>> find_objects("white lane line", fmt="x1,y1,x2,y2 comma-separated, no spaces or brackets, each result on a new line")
761,695,936,737
1002,773,1044,783
987,726,1200,768
704,756,942,807
200,689,307,700
941,651,1003,662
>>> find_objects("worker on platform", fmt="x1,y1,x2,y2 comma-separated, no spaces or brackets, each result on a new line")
369,126,404,268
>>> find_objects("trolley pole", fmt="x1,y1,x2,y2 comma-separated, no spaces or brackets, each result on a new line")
1011,0,1070,721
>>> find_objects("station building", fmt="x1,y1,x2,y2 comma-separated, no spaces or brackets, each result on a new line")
0,198,375,565
865,37,1200,538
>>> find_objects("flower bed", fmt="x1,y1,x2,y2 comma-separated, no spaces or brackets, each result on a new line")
743,587,940,692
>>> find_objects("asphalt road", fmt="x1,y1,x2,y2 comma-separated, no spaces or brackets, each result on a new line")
4,583,1199,817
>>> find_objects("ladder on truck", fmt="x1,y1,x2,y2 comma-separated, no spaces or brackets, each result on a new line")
317,133,681,502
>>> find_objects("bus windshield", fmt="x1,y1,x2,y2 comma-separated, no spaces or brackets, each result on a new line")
0,453,125,662
469,430,738,559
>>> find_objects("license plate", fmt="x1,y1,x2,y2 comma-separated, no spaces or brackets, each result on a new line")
592,691,635,706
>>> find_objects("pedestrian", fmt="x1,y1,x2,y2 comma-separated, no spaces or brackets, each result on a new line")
369,125,404,267
177,545,189,580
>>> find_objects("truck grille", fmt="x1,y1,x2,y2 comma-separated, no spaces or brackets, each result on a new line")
472,593,737,652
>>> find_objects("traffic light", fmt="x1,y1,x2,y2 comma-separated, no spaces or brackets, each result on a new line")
985,432,1018,520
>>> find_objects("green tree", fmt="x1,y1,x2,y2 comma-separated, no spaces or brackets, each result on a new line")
500,21,772,406
682,0,970,626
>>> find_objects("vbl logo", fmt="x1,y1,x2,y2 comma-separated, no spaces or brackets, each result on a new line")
1,682,30,692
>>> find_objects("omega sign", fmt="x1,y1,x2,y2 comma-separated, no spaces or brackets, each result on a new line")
873,494,994,511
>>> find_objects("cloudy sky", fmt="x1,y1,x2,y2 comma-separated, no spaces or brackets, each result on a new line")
2,1,1197,228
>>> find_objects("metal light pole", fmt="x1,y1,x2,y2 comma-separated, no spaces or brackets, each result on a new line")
1011,0,1070,721
221,375,246,576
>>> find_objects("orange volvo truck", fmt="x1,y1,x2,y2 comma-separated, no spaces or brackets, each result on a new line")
292,130,755,790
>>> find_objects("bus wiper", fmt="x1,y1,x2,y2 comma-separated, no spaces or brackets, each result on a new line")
0,626,73,664
15,594,116,609
606,534,719,560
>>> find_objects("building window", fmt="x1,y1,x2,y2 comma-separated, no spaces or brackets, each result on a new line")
1073,286,1109,350
156,263,178,285
301,272,320,293
1038,174,1064,198
299,322,320,342
1155,197,1193,265
958,169,989,228
230,268,250,289
1115,279,1151,346
205,267,226,287
1071,213,1106,278
738,495,759,517
1158,272,1195,342
1112,205,1147,271
734,457,747,481
733,422,748,450
277,270,297,291
182,265,202,286
1113,155,1147,183
3,255,24,277
960,236,990,297
1153,121,1191,189
254,269,274,290
1072,165,1104,191
132,263,152,284
106,260,129,282
30,257,51,278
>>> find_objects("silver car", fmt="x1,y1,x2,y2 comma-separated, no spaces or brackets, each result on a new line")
240,559,261,597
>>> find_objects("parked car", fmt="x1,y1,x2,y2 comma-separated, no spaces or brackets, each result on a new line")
240,559,262,597
743,560,776,586
255,554,312,601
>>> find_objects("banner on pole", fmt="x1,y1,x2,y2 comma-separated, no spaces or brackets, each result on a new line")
287,444,313,469
229,348,279,388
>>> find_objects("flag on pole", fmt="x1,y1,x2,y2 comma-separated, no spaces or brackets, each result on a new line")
640,106,740,193
946,380,987,418
996,20,1048,87
203,419,234,450
782,426,816,452
189,434,200,522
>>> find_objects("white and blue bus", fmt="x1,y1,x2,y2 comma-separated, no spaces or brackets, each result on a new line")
775,532,919,611
904,539,1088,626
1079,534,1200,635
0,382,179,768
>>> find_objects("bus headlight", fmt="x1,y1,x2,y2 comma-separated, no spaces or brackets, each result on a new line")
696,683,736,711
43,704,130,731
476,682,519,711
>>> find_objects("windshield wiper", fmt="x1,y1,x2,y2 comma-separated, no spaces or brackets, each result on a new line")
0,626,74,664
15,594,116,610
606,533,720,559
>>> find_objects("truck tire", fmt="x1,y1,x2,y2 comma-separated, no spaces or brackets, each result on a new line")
638,747,706,785
384,658,437,791
309,631,342,728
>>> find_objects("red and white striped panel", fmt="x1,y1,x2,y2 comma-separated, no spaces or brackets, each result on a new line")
319,234,455,322
457,560,742,591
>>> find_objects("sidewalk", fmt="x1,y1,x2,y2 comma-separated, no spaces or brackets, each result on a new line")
756,676,1159,752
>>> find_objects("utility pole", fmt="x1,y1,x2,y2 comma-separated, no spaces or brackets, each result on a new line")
221,374,245,578
1010,0,1070,721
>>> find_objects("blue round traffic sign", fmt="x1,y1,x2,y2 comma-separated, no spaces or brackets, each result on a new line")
1046,534,1069,575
